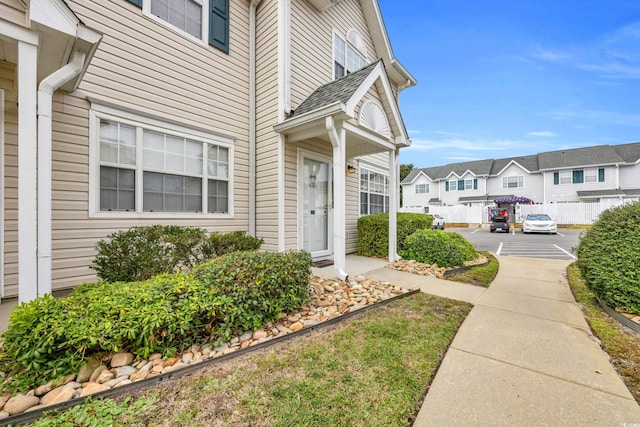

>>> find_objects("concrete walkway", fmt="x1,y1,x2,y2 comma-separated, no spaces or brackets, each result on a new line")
318,255,640,426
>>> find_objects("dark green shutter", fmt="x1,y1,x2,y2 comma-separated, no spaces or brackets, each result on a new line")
573,170,583,184
458,180,464,191
209,0,230,53
127,0,142,7
445,181,449,191
598,168,605,182
553,172,559,185
473,179,478,190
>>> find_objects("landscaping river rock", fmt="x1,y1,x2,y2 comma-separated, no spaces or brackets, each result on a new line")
0,276,409,419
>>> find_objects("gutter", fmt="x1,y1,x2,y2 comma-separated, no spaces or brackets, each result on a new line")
36,49,86,297
249,0,263,236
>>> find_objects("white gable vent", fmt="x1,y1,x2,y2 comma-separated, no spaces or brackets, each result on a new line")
346,28,368,57
360,101,390,138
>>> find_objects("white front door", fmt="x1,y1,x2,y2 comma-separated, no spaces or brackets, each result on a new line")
301,154,332,258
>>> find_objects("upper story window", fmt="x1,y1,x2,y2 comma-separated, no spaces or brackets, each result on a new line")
91,106,233,217
553,168,604,185
502,176,523,189
334,29,368,79
464,179,474,190
415,183,429,194
446,179,477,191
360,167,389,215
446,180,457,191
128,0,229,53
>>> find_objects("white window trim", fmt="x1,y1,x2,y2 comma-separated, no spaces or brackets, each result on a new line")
448,180,457,191
502,175,524,189
89,106,234,219
358,161,389,216
332,29,368,80
584,168,598,183
559,171,572,184
142,0,209,46
415,183,428,194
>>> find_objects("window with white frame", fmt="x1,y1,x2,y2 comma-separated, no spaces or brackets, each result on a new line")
415,183,429,193
560,171,572,184
464,179,474,190
334,32,367,80
150,0,203,39
584,168,598,183
502,175,523,189
95,114,231,214
448,180,457,191
360,167,389,215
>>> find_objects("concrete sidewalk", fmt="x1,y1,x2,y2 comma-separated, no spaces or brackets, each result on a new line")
408,255,640,426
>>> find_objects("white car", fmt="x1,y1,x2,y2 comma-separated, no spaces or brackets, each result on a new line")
521,214,557,234
431,214,445,230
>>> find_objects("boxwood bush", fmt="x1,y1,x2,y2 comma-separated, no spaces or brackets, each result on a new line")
401,229,477,267
357,212,432,257
0,250,311,390
576,201,640,313
92,226,264,283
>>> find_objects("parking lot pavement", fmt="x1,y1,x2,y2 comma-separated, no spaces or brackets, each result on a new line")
447,228,583,260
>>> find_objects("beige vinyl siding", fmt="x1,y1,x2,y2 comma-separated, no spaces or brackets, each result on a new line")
290,0,375,108
0,60,17,296
0,0,27,27
255,0,280,251
6,0,254,295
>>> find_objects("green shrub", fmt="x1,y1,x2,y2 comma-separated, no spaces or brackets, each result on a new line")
401,229,477,267
357,213,432,257
576,201,640,313
193,250,313,332
92,226,263,283
1,250,310,390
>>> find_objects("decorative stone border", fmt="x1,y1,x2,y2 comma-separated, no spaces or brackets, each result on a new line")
0,277,415,427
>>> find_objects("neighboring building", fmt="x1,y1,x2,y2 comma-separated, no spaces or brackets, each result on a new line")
402,143,640,210
1,0,416,302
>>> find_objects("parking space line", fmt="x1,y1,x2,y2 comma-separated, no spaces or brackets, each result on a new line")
471,229,480,234
497,242,503,255
554,244,576,259
557,231,566,237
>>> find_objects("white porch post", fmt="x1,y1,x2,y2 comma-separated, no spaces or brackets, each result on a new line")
388,148,398,262
18,40,39,303
326,117,348,280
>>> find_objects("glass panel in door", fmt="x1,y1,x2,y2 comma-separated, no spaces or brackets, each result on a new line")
302,157,330,256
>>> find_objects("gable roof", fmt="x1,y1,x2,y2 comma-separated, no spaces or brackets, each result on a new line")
402,166,444,184
290,61,380,117
537,145,624,170
612,142,640,163
490,155,540,175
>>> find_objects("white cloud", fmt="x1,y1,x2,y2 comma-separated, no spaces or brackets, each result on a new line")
407,129,421,135
528,131,557,137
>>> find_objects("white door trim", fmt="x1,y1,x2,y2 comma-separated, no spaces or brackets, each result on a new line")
0,89,4,297
297,148,333,259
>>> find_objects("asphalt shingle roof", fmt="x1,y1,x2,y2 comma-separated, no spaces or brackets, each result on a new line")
537,145,625,170
577,189,625,198
290,61,381,118
490,155,540,174
611,142,640,163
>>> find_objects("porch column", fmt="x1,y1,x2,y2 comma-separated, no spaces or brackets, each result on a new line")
326,117,348,280
388,148,398,262
18,40,38,303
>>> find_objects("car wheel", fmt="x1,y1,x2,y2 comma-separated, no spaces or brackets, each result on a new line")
490,229,495,233
440,224,445,230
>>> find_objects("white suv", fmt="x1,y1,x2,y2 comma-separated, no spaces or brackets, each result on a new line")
431,214,445,230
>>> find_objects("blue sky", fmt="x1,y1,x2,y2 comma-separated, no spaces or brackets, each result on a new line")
378,0,640,168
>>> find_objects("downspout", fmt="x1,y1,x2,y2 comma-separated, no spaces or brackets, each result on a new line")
37,49,86,297
326,116,348,281
249,0,263,236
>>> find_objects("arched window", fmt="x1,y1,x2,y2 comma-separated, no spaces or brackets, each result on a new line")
333,29,368,79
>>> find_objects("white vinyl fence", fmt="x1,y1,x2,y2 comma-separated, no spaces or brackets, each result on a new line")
400,198,637,226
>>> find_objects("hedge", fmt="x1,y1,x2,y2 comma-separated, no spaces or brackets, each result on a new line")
0,250,311,390
401,229,477,267
92,226,264,283
576,201,640,313
357,212,432,257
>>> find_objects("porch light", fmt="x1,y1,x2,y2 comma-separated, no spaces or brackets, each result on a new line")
346,164,356,174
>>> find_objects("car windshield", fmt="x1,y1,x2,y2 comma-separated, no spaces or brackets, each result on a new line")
526,214,552,221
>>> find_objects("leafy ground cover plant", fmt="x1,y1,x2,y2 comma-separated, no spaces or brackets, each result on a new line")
0,250,310,391
401,229,477,267
576,201,640,313
92,226,263,283
357,212,432,257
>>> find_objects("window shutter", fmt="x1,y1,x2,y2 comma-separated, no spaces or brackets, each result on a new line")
209,0,230,53
598,168,605,182
127,0,142,7
553,172,559,185
473,179,478,190
458,180,464,191
445,182,449,192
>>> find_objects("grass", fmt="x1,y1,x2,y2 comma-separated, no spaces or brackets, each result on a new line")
567,263,640,403
33,293,471,427
444,251,499,287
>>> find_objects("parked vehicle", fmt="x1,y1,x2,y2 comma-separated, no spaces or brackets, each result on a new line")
522,214,557,234
431,214,445,230
490,216,510,233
